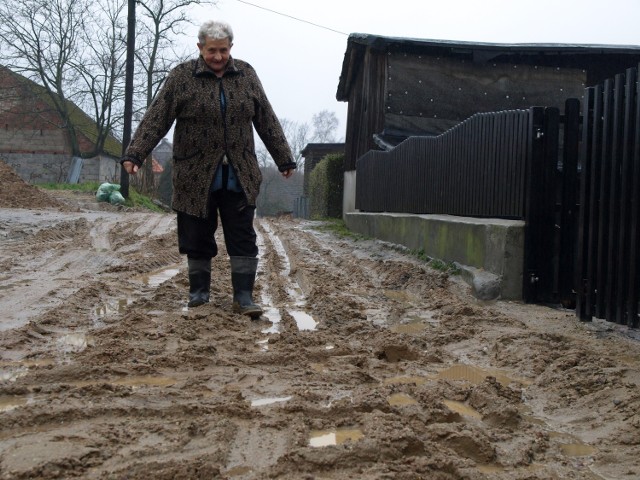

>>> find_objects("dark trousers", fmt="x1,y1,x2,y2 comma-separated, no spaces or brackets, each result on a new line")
177,190,258,260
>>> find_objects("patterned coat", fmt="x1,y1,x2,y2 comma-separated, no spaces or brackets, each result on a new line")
122,56,296,217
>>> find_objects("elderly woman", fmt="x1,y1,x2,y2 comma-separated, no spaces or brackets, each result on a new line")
121,20,296,317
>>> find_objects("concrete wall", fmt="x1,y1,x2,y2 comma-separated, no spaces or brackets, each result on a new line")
343,170,357,215
2,153,120,184
342,170,525,300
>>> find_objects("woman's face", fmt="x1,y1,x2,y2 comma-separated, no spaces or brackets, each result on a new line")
198,36,232,77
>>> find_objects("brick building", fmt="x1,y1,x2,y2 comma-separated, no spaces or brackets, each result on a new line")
0,66,122,184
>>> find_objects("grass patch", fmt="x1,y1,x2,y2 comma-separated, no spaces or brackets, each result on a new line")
126,188,164,212
428,257,461,275
40,182,164,212
40,182,101,192
405,247,459,273
310,218,367,241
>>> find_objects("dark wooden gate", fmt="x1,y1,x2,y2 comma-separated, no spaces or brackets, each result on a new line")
574,67,640,328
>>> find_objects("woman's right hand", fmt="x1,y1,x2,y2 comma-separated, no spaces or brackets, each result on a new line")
122,160,139,175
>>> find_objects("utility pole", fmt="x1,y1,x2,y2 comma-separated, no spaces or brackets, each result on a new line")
120,0,136,198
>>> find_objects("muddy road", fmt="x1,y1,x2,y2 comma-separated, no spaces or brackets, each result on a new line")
1,161,639,479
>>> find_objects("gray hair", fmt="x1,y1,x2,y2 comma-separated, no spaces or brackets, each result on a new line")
198,20,234,44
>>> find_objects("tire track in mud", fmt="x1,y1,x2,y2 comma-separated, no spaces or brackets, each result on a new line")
0,210,181,345
255,218,317,333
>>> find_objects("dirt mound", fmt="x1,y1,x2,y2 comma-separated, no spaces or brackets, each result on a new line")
0,159,69,210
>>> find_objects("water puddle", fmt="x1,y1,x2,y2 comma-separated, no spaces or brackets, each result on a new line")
225,466,253,477
70,375,176,389
560,443,596,457
56,333,94,353
260,301,282,334
250,396,292,407
476,463,544,474
256,339,269,351
0,367,29,382
309,363,327,373
289,309,317,331
383,289,415,302
383,375,427,385
136,267,181,287
390,320,427,334
388,393,418,406
260,222,318,332
549,431,596,457
0,395,30,413
435,364,531,386
94,298,133,317
0,358,55,368
443,399,483,419
309,428,364,448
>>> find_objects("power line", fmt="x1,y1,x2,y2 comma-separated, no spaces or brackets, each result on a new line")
233,0,348,36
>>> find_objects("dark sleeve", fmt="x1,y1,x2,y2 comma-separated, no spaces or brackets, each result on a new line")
123,67,182,165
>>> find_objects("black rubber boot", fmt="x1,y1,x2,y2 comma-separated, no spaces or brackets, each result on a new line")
187,257,211,308
230,256,263,319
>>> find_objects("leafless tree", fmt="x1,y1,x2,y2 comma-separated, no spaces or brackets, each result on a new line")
130,0,216,195
0,0,95,156
311,110,339,143
0,0,216,185
74,0,128,153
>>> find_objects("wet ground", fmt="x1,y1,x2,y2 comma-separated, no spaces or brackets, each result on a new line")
1,160,639,479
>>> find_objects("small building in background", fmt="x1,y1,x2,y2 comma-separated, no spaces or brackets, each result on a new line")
153,138,173,169
0,66,121,184
294,143,345,218
300,143,345,195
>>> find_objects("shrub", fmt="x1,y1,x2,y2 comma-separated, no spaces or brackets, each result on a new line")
309,153,344,219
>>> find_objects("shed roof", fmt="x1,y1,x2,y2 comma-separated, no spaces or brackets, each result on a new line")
336,33,640,100
300,143,345,156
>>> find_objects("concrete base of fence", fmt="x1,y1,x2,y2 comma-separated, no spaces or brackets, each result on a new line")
344,212,525,300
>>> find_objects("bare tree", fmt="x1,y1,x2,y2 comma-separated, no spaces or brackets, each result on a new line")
130,0,216,195
311,110,339,143
74,0,128,152
0,0,92,156
0,0,216,178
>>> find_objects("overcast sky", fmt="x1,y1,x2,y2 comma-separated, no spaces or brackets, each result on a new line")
181,0,640,138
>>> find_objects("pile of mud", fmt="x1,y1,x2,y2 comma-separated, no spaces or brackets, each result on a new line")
0,159,68,210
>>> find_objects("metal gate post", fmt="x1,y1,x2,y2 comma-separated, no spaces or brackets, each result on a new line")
523,107,560,303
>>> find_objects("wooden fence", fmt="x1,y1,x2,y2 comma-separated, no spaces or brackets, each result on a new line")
355,110,531,218
355,65,640,328
575,67,640,328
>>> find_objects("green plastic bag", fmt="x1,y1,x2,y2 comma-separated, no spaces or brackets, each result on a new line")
96,183,124,205
108,191,125,205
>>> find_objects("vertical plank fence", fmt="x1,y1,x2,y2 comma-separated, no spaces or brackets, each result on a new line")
355,110,531,218
575,66,640,328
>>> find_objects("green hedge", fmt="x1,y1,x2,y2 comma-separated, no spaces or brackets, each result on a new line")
309,153,344,219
